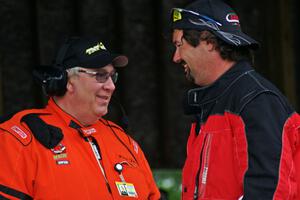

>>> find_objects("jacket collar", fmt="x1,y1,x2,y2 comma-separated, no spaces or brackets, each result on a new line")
46,98,99,137
184,60,254,114
46,98,82,127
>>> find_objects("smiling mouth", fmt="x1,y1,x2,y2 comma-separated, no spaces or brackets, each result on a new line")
181,62,189,74
96,95,110,101
184,65,188,74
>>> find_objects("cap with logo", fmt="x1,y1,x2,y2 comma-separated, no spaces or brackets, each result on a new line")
171,0,259,49
60,37,128,69
32,37,128,96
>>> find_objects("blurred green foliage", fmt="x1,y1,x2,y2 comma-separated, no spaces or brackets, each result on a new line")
153,169,182,200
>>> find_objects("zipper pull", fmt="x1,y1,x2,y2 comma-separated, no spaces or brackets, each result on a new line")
90,141,101,160
194,186,198,200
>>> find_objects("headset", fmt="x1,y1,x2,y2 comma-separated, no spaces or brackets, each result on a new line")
33,37,77,97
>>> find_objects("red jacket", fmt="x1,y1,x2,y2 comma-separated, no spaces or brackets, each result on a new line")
0,99,160,200
182,61,300,200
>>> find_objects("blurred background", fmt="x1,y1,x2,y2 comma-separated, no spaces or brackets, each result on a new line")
0,0,299,173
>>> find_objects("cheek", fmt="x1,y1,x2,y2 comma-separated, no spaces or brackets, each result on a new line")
178,48,185,58
180,47,193,60
73,82,95,101
186,49,199,64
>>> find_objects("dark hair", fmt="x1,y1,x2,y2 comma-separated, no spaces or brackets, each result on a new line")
182,29,254,64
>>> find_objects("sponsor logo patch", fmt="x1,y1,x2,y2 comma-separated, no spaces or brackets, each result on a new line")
82,127,97,136
226,13,240,24
51,143,70,165
11,125,27,139
51,143,66,154
172,9,182,22
56,160,70,165
85,42,106,55
53,153,67,160
118,155,138,167
132,141,138,154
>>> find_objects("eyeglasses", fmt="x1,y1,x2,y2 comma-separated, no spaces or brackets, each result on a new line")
77,69,118,83
172,8,222,31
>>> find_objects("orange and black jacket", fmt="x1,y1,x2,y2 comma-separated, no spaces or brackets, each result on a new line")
0,99,160,200
182,60,300,200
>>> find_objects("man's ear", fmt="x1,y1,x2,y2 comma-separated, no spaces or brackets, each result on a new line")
206,41,216,52
66,79,74,93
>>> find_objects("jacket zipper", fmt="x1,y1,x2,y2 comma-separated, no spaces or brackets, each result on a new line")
194,133,213,199
70,124,114,197
88,138,113,195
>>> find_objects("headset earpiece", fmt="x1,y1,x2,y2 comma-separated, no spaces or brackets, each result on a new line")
35,38,75,96
43,69,68,96
33,65,68,97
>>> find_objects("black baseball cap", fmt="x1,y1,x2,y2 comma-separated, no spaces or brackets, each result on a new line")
55,37,128,70
171,0,259,49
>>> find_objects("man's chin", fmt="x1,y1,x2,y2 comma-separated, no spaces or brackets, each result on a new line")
94,107,108,118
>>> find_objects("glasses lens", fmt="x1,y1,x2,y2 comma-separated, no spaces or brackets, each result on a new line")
95,71,118,83
111,72,118,83
94,72,106,83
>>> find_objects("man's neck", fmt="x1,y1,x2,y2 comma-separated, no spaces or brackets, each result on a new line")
205,53,236,86
53,96,98,127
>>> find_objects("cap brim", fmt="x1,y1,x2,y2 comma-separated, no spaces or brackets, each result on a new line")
213,30,259,49
172,17,259,49
67,53,129,69
112,55,128,67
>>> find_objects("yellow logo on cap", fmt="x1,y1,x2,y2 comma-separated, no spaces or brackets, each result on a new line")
173,9,182,22
85,42,106,55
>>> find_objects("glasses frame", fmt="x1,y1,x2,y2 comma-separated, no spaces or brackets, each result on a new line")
77,69,118,83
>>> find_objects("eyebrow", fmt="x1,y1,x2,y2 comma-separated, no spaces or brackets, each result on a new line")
173,35,184,44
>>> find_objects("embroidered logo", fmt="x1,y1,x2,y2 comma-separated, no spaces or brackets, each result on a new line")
51,143,66,154
56,160,70,165
53,153,67,160
172,9,182,22
85,42,106,55
132,141,138,154
51,143,70,165
11,125,27,139
226,13,240,24
118,155,138,167
82,128,97,135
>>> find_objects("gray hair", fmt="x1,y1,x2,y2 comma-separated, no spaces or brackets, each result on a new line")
66,67,81,77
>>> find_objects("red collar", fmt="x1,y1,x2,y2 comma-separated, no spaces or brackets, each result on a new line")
46,98,100,137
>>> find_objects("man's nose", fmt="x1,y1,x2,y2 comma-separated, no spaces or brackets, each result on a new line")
103,77,116,91
172,48,181,63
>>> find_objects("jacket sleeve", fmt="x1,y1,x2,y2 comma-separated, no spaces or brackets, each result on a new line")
0,130,34,200
240,92,291,200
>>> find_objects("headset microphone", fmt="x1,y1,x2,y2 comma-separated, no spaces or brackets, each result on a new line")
114,163,123,173
110,95,130,131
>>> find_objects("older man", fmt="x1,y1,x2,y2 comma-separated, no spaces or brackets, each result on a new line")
0,37,160,200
